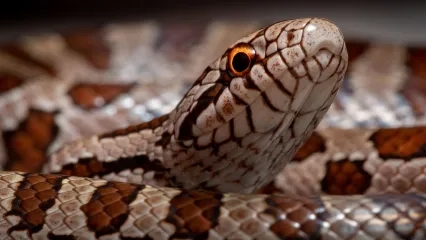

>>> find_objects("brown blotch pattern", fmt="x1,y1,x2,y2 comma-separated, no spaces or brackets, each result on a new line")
3,109,59,172
62,29,111,70
5,173,65,235
80,181,143,238
99,114,169,139
59,155,168,182
255,181,284,194
59,157,105,177
1,44,57,76
403,47,426,116
293,131,326,162
321,159,371,195
0,73,25,94
264,195,323,239
369,127,426,160
165,190,222,239
68,83,136,110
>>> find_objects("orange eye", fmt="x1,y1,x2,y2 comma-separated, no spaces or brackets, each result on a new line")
227,43,256,77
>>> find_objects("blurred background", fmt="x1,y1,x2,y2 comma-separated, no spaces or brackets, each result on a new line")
1,0,426,44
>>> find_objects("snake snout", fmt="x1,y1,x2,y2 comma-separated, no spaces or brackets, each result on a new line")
258,18,348,132
302,18,348,61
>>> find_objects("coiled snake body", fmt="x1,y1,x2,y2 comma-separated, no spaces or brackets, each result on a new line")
0,18,425,239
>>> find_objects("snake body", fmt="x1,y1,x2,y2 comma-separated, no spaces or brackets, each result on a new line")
0,18,425,239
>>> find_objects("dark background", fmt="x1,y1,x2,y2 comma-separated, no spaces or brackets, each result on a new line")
1,0,425,45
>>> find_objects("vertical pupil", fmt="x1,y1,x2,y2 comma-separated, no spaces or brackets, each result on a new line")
232,52,250,72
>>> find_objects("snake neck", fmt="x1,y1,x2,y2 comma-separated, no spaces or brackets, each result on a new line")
164,118,325,194
44,106,307,194
44,113,177,187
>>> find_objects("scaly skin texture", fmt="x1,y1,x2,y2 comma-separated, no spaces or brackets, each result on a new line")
261,127,426,197
2,18,425,239
1,171,426,239
43,18,348,195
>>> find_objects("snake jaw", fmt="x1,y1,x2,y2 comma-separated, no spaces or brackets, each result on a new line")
166,18,348,193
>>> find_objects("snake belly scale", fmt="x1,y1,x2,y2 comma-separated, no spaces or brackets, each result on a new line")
0,17,425,240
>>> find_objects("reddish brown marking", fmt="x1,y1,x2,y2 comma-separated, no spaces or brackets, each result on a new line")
220,71,234,85
0,73,25,94
287,32,295,42
369,127,426,160
59,155,168,182
67,83,135,110
62,29,110,69
321,159,371,195
1,44,57,76
99,114,169,139
3,109,59,172
293,131,326,162
205,116,215,128
5,173,65,235
403,47,426,116
80,181,143,238
256,181,284,194
59,157,104,177
264,195,323,239
165,190,222,239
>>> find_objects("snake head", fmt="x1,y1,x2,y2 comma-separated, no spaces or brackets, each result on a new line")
168,18,348,192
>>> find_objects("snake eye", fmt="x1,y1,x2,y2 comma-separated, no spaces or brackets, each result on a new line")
227,43,256,77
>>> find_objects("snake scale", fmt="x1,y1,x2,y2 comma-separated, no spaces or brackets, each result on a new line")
1,17,426,239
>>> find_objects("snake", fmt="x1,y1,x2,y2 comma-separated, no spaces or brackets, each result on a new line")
0,17,426,239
